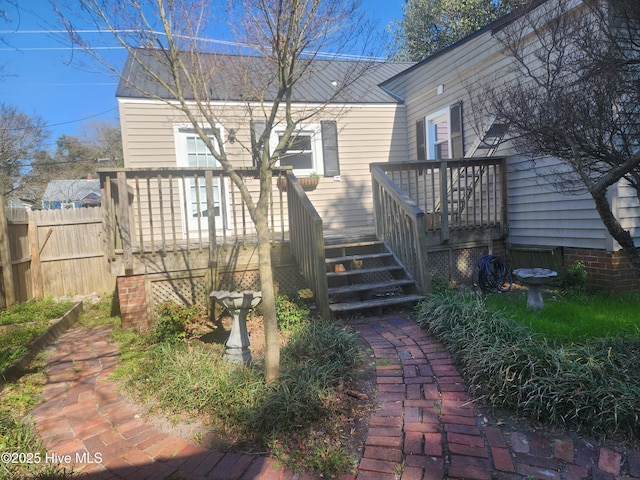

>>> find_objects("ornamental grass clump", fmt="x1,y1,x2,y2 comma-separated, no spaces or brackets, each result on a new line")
251,318,362,436
415,293,640,439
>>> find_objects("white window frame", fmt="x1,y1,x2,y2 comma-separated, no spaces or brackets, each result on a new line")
270,124,324,176
425,108,452,160
174,124,229,234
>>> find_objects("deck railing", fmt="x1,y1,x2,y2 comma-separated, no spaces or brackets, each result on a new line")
286,172,330,318
371,166,430,293
371,158,507,293
372,158,507,243
99,167,290,273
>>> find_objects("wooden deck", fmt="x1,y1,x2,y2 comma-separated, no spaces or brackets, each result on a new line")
101,159,507,318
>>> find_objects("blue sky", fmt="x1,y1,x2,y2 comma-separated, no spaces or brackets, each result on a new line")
1,1,404,151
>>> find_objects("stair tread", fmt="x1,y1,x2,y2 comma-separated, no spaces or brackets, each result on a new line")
329,294,426,312
326,265,403,277
324,240,384,250
328,279,414,295
325,252,393,263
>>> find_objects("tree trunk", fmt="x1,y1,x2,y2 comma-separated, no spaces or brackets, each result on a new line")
592,189,640,278
256,214,280,383
253,162,280,383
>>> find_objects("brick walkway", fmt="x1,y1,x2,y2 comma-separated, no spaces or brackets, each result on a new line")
31,317,640,479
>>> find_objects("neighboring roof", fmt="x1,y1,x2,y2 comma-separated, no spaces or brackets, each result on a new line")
42,179,101,203
116,49,414,104
380,0,551,90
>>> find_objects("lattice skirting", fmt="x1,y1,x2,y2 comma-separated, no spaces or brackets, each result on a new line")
147,266,308,319
150,275,209,313
428,245,499,285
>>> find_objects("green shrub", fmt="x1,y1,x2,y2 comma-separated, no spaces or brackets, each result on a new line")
415,293,640,439
154,301,205,342
431,276,454,295
275,293,311,330
559,260,587,294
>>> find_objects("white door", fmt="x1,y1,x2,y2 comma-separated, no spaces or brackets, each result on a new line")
180,131,225,233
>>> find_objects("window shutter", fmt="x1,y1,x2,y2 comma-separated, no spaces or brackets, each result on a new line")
321,120,340,177
250,119,266,167
416,119,426,160
450,102,464,158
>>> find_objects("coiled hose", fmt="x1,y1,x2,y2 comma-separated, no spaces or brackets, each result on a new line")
472,254,512,293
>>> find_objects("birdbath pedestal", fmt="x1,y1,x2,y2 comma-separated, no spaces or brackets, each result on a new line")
210,290,262,364
512,268,558,311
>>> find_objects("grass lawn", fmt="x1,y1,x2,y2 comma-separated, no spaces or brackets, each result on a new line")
0,298,74,373
484,290,640,342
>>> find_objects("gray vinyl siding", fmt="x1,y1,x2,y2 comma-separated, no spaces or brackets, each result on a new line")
506,156,608,249
616,180,640,248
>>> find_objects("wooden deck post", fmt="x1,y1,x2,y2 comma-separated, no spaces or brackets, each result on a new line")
414,212,431,294
117,171,134,274
439,162,449,244
205,170,217,267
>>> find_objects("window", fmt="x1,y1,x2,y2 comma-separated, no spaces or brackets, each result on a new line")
175,126,225,232
425,108,450,160
422,102,464,160
271,124,324,176
279,133,314,170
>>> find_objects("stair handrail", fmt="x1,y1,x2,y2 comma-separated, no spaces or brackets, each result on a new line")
371,166,431,294
285,171,331,319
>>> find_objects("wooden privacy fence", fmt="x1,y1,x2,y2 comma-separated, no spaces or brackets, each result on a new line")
0,204,113,307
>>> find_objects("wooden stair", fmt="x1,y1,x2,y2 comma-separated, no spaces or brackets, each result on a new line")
325,238,425,315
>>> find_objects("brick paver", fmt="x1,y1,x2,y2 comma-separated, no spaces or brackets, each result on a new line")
30,315,640,479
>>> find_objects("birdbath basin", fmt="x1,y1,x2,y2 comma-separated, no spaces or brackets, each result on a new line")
512,268,558,311
210,290,262,364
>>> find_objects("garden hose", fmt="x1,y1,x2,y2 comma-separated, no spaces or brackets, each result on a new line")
472,254,512,293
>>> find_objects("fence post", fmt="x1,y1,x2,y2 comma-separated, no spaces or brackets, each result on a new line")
0,197,15,307
28,211,43,301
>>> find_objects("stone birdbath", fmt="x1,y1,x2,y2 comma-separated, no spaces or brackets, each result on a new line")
210,290,262,364
512,268,558,311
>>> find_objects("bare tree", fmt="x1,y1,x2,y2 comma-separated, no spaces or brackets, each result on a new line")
54,0,376,382
0,103,48,196
483,0,640,276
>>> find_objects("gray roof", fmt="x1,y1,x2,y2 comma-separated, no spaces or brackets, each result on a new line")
43,180,101,203
116,48,414,104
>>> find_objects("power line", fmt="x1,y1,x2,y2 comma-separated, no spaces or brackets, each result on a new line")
0,29,386,61
46,107,118,127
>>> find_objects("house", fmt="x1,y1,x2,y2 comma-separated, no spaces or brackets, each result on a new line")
108,0,638,328
42,179,101,210
378,0,640,291
116,49,414,232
